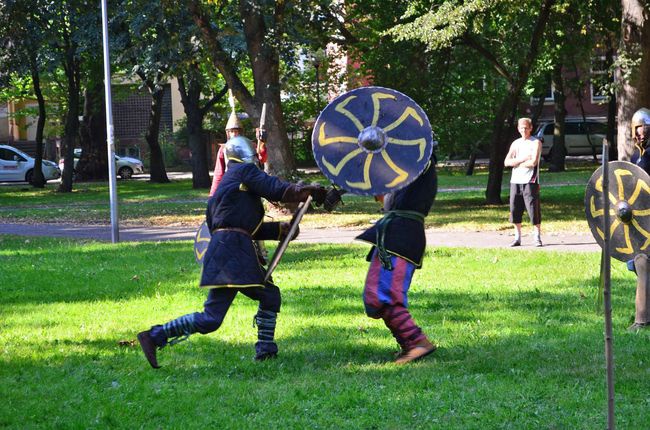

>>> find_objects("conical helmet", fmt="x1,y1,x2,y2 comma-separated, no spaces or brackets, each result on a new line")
632,108,650,144
225,111,243,131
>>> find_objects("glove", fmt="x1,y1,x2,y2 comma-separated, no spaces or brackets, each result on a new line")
304,184,327,206
323,187,346,212
256,128,268,142
279,221,299,241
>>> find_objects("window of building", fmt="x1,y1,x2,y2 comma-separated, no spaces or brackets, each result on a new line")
591,56,613,103
531,83,554,105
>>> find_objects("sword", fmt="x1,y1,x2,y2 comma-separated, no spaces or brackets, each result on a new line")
264,195,312,283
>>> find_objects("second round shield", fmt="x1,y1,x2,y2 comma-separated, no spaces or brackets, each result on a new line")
312,86,434,196
585,161,650,262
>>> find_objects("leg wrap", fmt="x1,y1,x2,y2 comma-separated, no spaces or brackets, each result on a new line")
253,308,278,358
634,254,650,325
381,306,426,350
163,313,197,346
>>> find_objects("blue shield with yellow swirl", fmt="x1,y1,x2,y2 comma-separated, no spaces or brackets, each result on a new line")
312,86,434,196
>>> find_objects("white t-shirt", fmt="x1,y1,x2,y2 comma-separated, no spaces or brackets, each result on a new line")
509,136,540,184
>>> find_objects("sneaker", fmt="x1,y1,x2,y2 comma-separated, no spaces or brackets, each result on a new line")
535,238,543,247
509,239,521,247
137,330,161,369
394,339,437,364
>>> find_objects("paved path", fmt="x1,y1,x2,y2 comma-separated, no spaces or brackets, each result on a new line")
0,222,600,252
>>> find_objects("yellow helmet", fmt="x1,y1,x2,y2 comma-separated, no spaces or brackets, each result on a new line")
225,111,243,131
632,108,650,143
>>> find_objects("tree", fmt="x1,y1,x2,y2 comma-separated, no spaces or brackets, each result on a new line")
0,0,52,188
116,0,173,183
617,0,650,160
390,0,556,204
187,0,349,176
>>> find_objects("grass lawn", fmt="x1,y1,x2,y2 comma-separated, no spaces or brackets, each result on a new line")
0,163,598,232
2,236,649,429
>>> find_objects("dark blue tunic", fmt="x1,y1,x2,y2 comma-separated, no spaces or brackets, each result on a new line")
631,144,650,174
200,162,290,288
356,158,437,268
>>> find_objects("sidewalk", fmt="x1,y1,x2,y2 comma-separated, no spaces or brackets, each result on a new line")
0,222,600,252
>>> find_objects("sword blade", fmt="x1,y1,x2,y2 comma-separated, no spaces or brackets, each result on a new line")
264,195,313,282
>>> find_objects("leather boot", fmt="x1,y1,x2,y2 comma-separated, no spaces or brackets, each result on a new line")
394,338,437,364
137,330,161,369
630,254,650,330
254,309,278,361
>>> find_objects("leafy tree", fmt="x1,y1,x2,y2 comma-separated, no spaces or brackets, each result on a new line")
0,0,53,188
187,0,348,176
114,0,177,183
390,0,556,204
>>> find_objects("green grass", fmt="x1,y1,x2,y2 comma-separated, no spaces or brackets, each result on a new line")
0,163,597,231
1,236,648,429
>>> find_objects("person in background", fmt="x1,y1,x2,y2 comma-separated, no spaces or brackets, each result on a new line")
504,117,543,247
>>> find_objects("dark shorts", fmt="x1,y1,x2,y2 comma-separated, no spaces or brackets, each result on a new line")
509,182,541,225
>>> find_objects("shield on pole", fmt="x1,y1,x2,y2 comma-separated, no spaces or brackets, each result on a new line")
193,221,211,263
312,86,434,196
585,161,650,262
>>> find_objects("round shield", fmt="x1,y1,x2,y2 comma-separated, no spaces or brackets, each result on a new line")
585,161,650,261
312,86,434,196
193,221,211,264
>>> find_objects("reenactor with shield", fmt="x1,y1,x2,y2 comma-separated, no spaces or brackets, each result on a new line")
312,86,438,363
585,108,650,330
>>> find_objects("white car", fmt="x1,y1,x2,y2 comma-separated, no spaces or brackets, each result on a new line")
59,149,144,179
0,144,61,183
534,119,615,160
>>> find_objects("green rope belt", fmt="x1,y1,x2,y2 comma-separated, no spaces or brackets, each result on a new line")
375,209,425,270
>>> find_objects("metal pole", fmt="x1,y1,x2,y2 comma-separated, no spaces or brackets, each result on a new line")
601,140,615,429
101,0,119,243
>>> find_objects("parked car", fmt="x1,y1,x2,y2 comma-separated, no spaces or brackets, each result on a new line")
59,149,144,179
534,119,615,160
0,144,61,183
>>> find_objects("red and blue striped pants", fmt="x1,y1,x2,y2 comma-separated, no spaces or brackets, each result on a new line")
363,250,426,349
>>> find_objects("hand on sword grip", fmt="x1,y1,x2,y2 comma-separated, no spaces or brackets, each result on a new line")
255,127,267,142
279,221,299,241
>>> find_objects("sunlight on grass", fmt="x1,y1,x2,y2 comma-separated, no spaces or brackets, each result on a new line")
2,236,649,428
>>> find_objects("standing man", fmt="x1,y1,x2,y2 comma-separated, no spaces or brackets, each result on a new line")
356,150,438,364
137,136,327,368
504,117,543,247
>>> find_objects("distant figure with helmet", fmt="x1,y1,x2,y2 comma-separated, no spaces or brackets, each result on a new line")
625,107,650,330
209,109,268,196
136,136,329,368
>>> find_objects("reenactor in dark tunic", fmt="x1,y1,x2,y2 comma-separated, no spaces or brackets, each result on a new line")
137,136,326,368
627,108,650,330
356,151,438,363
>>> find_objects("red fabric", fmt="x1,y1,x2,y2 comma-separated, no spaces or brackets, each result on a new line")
209,145,227,197
209,140,267,197
257,141,267,164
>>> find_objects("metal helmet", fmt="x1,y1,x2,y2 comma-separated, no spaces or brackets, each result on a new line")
225,136,258,165
632,108,650,144
225,111,243,131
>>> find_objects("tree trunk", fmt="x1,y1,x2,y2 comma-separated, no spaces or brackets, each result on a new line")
606,46,618,161
549,64,567,172
618,0,650,160
146,87,170,183
58,48,80,193
77,77,108,181
30,62,47,188
486,94,518,204
188,0,295,176
178,76,211,189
